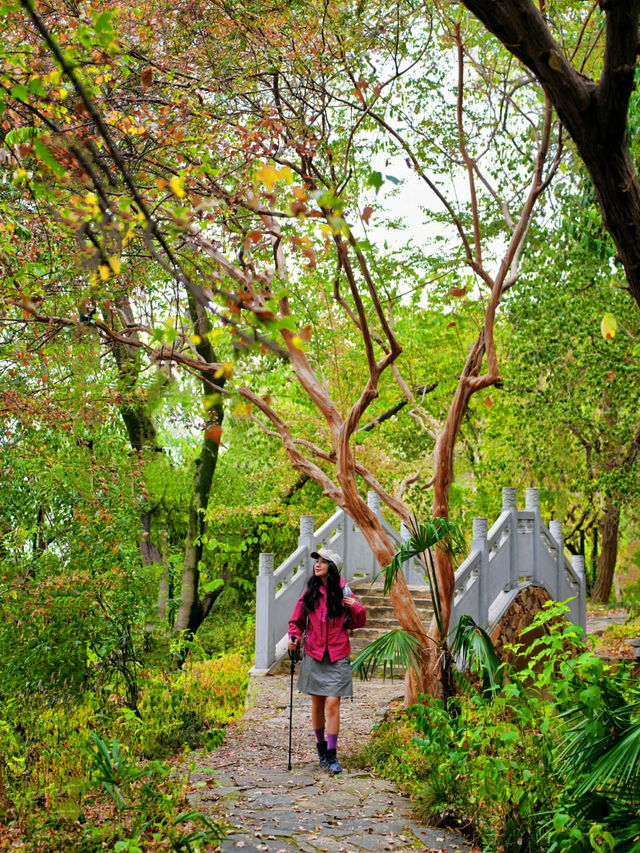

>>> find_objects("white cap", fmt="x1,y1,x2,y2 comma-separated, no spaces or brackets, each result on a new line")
311,548,343,572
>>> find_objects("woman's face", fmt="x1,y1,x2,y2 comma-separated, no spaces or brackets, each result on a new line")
314,557,330,584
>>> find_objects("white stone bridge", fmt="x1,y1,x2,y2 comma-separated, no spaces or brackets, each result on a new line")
253,487,586,674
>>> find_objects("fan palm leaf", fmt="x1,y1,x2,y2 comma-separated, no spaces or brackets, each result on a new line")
351,628,424,682
383,517,465,639
449,613,505,694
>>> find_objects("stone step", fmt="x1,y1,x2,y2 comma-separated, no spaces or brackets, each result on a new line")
364,606,433,622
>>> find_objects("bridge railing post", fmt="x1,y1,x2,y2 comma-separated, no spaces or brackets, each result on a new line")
526,488,540,586
298,515,315,577
549,519,564,601
254,553,275,671
502,487,518,591
400,521,423,585
472,517,489,630
367,491,382,580
572,555,587,633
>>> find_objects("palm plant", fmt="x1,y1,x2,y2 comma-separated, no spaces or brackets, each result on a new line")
550,678,640,850
449,613,505,695
351,516,465,691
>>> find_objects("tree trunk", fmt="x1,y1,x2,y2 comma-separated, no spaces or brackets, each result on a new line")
591,499,620,604
173,297,225,638
337,493,430,704
460,0,640,307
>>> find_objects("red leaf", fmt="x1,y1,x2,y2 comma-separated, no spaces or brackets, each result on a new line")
141,67,153,89
205,424,223,443
449,286,467,298
361,206,374,225
485,396,494,409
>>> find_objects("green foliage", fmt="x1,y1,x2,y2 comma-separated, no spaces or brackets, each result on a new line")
351,628,424,682
356,601,640,853
384,517,465,636
121,655,248,758
449,614,504,695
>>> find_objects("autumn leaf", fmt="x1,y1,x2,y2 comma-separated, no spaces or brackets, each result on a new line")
205,424,223,443
601,313,617,340
302,246,317,268
233,401,253,417
449,286,467,298
485,396,494,409
141,67,153,89
168,176,185,198
256,163,291,190
214,362,234,379
361,206,374,225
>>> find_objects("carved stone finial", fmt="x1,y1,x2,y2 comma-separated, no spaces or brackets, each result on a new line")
473,517,488,540
502,487,517,510
259,553,275,576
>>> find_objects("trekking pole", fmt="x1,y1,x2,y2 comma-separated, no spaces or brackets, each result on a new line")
287,642,301,771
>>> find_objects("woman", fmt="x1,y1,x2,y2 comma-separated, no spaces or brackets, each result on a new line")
288,547,366,776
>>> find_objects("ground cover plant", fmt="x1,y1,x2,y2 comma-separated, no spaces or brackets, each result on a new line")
354,602,640,853
0,629,250,851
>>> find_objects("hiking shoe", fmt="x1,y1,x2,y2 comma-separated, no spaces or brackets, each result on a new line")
325,749,342,776
316,741,330,769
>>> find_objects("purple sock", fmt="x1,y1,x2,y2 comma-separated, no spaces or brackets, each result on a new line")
327,733,338,751
313,727,325,744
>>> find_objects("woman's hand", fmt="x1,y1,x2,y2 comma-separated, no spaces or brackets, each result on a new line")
288,639,300,651
343,597,356,608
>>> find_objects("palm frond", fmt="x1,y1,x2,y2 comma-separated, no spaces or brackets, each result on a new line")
571,720,640,800
382,517,465,639
351,628,424,682
449,613,504,695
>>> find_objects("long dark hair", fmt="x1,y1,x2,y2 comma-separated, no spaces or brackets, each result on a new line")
303,561,344,618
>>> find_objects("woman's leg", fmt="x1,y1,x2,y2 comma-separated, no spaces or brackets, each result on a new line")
325,695,341,736
311,694,327,729
325,696,343,775
311,695,329,767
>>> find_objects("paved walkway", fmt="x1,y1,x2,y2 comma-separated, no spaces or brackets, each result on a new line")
188,673,476,853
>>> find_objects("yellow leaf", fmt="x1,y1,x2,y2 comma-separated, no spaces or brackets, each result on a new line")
548,51,563,72
290,335,307,350
190,334,202,344
256,164,280,191
601,313,618,340
99,265,110,281
109,256,121,274
214,362,234,379
168,176,185,198
233,401,253,417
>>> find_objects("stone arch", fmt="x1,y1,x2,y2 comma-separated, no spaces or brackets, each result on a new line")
489,585,552,668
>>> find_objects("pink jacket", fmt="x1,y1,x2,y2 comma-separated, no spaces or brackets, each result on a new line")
288,578,366,663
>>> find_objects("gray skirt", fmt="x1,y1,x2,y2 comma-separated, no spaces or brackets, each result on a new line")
297,650,353,697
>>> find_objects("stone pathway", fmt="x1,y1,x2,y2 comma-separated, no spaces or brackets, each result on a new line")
188,674,476,853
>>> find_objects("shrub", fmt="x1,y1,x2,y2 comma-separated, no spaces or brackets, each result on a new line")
355,601,640,853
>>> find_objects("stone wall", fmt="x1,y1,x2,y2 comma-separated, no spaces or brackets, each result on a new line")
489,585,552,667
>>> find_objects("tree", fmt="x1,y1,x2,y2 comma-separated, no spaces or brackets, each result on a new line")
2,0,601,699
459,0,640,307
